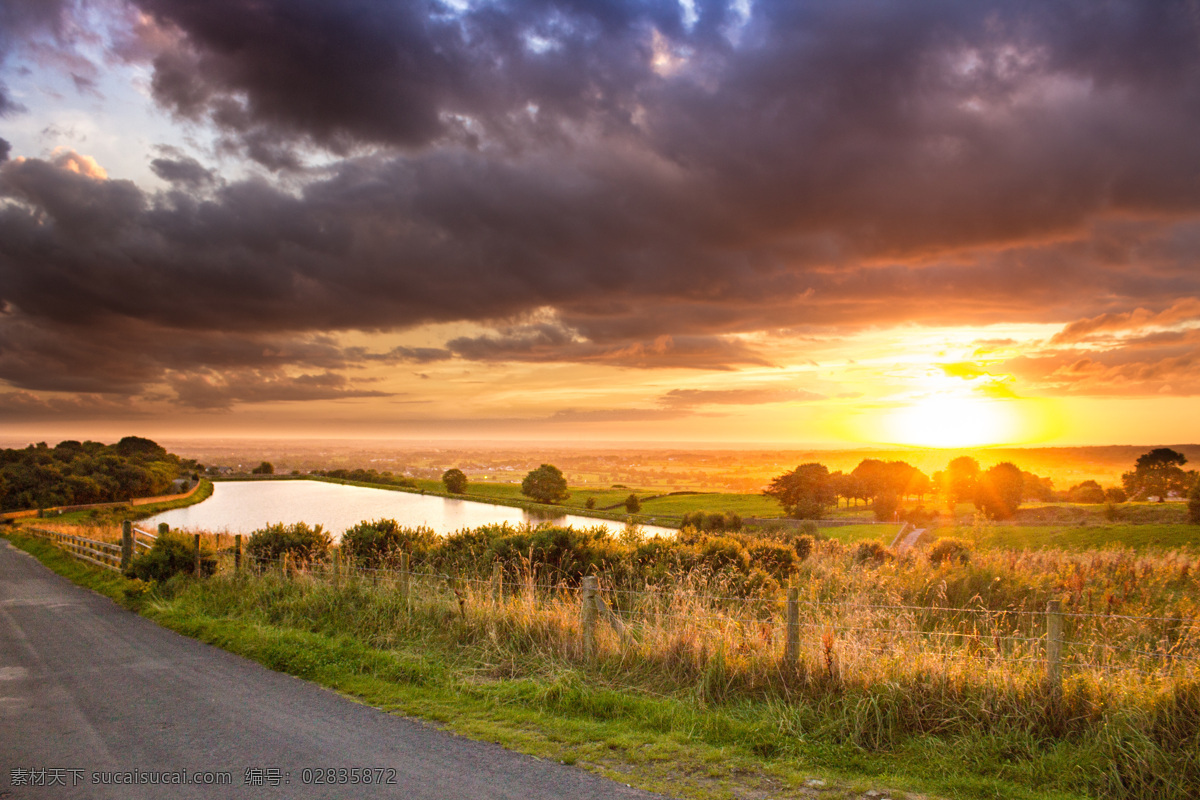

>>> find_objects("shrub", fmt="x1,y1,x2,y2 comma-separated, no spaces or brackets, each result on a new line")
1068,480,1106,504
585,497,596,509
128,531,215,582
747,541,797,579
853,540,891,565
928,537,971,566
1105,486,1128,503
341,519,438,568
793,533,815,561
698,536,750,574
624,493,641,513
1189,480,1200,524
246,521,331,567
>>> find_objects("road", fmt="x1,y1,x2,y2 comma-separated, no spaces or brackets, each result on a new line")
0,540,672,800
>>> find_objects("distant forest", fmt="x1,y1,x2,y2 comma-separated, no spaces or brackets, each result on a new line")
0,437,199,512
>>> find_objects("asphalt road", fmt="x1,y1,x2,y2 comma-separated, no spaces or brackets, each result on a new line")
0,540,673,800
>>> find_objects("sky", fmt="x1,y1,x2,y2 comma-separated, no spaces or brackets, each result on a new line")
1,0,1199,448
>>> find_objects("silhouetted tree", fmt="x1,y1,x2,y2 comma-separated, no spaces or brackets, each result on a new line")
1122,448,1189,501
251,461,274,475
765,462,834,519
975,462,1024,519
943,456,981,506
624,493,641,513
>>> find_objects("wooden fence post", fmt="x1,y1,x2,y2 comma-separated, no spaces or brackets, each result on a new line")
581,576,598,660
492,561,503,608
399,552,410,617
785,586,800,667
1046,599,1063,699
120,520,133,571
234,534,242,573
281,551,290,578
158,522,169,537
333,548,341,587
193,534,201,577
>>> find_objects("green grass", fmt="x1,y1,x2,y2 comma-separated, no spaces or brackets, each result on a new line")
41,479,215,525
972,522,1200,551
10,530,1185,800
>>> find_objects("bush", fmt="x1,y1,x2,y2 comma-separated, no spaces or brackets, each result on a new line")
128,531,215,582
853,540,891,565
340,519,438,568
585,497,596,509
1068,480,1106,504
624,493,641,513
793,533,815,561
1105,486,1128,503
747,541,797,579
928,537,971,566
698,536,749,574
680,511,744,533
246,521,331,567
1189,480,1200,524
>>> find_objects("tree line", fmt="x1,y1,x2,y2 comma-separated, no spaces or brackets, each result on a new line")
0,437,199,512
765,449,1200,521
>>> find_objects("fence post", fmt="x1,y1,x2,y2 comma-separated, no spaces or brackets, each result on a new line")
158,522,169,537
400,552,410,617
492,561,503,608
785,586,800,667
333,548,341,587
1046,599,1063,698
193,534,201,577
282,551,290,578
581,576,598,660
120,520,133,571
234,534,242,573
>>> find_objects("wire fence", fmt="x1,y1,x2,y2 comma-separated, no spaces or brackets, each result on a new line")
23,525,1200,687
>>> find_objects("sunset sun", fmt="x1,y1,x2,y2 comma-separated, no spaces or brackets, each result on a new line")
885,395,1021,448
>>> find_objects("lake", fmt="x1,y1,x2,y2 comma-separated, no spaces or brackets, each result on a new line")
145,480,676,539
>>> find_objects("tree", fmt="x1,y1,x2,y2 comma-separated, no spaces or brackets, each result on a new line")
943,456,980,507
251,461,274,475
1121,448,1189,501
1105,486,1128,503
764,462,834,519
441,468,468,494
975,462,1023,519
521,464,570,504
1189,480,1200,524
624,493,641,513
1067,480,1106,504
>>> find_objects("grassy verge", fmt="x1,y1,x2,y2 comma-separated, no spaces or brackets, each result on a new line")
12,530,1186,800
31,479,216,527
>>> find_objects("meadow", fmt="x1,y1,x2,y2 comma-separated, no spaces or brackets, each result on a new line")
15,497,1200,800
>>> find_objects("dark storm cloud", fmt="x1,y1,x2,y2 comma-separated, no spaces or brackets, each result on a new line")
149,155,215,187
0,137,9,161
4,1,1200,403
165,369,392,410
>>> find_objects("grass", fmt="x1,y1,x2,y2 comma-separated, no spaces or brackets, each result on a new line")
34,479,215,526
9,524,1200,800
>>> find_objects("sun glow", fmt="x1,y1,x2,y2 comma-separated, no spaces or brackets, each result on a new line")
885,395,1023,448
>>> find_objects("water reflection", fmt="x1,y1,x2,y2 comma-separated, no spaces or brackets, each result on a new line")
146,480,675,539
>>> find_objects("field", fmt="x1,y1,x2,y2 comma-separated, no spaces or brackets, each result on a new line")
14,483,1200,800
